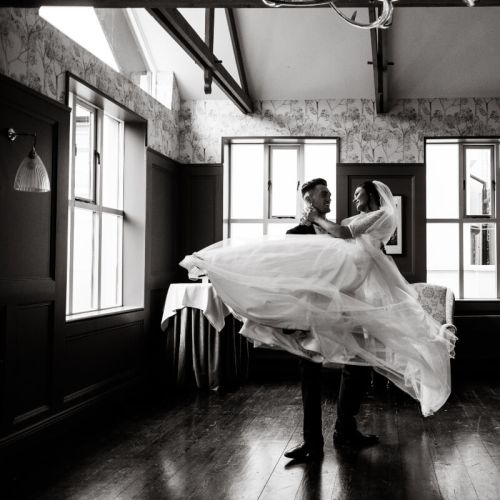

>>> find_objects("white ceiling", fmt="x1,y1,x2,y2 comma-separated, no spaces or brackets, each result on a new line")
387,7,500,98
135,6,500,102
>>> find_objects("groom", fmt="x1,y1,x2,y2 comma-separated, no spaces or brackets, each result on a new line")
284,178,379,461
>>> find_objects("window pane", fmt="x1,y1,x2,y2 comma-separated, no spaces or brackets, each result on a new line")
464,223,496,298
223,144,229,220
66,207,72,314
230,223,263,239
465,147,493,216
102,114,123,209
231,145,264,218
72,207,97,313
74,104,95,200
426,223,459,296
304,144,337,221
270,148,298,218
267,222,297,236
39,7,120,71
426,144,459,219
101,213,123,308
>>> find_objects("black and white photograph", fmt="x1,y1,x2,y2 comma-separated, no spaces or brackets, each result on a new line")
1,1,500,499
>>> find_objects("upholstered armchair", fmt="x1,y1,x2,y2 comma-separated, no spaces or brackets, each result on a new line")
379,282,457,391
411,282,457,342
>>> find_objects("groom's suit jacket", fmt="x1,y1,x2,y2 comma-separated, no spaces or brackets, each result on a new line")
287,224,316,235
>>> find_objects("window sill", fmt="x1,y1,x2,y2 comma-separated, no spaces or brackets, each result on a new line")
66,305,144,323
455,299,500,315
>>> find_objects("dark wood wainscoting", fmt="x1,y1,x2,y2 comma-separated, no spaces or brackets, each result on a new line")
145,148,183,388
0,74,150,453
0,74,70,443
181,163,223,256
337,163,426,283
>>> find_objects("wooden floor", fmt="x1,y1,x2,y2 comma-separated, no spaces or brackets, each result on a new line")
3,373,500,500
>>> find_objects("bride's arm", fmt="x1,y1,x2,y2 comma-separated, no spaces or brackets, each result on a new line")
308,212,352,239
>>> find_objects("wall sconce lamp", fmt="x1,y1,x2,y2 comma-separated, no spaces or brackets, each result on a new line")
7,128,51,193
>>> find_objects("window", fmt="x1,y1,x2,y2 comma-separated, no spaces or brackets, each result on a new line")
426,139,499,299
67,96,124,316
39,7,120,72
223,139,338,239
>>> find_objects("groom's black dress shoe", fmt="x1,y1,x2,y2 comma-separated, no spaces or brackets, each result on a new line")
284,442,324,460
333,430,379,448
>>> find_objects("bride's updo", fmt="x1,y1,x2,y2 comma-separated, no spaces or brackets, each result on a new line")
359,180,381,208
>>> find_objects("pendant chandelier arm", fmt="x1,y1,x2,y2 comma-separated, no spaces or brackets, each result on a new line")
261,0,396,30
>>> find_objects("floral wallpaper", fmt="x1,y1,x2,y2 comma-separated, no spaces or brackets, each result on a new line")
179,97,500,164
3,8,500,166
0,8,180,159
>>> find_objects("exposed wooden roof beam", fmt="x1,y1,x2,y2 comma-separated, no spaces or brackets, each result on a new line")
225,9,249,96
368,5,389,114
5,1,500,8
204,7,214,94
147,8,253,113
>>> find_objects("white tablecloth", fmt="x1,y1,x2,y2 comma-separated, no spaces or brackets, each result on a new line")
161,283,231,332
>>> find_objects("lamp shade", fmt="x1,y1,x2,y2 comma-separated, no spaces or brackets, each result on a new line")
13,148,50,193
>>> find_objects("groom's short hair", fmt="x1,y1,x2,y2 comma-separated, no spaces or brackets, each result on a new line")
301,178,327,198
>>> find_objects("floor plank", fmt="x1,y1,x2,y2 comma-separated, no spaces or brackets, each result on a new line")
3,375,500,500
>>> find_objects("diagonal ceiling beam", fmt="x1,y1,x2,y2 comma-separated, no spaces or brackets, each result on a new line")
147,8,254,113
4,1,500,7
204,7,214,94
225,8,249,96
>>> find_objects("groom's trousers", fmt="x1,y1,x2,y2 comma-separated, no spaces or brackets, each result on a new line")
300,359,371,443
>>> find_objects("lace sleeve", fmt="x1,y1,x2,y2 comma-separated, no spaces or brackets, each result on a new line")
348,210,386,238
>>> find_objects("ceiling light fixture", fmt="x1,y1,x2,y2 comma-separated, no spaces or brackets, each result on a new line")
261,0,397,30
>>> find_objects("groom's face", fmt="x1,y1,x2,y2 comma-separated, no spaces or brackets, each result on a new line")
309,184,331,214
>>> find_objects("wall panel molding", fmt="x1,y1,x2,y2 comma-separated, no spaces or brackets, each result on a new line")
337,163,426,282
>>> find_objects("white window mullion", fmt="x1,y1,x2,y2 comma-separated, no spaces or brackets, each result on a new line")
117,216,123,306
96,209,102,310
96,109,104,310
459,145,465,299
297,145,305,222
263,144,270,235
67,92,77,315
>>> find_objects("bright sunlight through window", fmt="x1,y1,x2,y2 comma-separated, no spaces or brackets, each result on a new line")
40,7,120,72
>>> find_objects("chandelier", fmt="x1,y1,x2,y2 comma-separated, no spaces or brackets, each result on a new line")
261,0,477,30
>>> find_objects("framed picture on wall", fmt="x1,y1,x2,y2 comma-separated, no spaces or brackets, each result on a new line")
386,195,403,255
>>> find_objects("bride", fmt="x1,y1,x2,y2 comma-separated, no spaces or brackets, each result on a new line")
180,180,456,417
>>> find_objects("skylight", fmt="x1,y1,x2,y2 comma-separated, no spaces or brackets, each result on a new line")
39,7,120,72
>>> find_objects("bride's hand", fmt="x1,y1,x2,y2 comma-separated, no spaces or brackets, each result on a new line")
305,207,320,224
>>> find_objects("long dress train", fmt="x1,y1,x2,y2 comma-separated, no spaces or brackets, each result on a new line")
180,183,456,416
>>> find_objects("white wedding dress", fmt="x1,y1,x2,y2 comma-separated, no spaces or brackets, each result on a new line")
180,182,456,417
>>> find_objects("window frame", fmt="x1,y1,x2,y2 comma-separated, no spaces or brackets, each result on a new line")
425,138,500,300
67,92,125,317
222,137,339,238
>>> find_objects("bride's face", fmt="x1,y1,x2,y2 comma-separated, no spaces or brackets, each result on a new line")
353,187,369,212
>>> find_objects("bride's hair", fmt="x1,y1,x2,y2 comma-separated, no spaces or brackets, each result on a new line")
359,180,381,208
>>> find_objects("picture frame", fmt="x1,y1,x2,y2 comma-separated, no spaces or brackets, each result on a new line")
385,195,403,255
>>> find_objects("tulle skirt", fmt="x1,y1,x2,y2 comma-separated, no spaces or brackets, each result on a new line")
180,234,456,416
